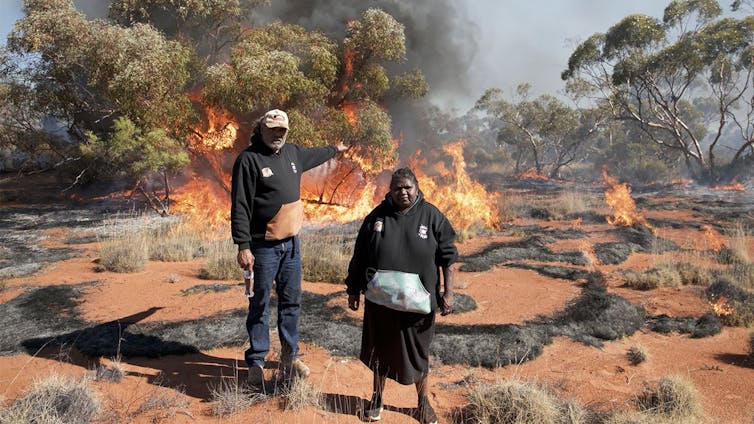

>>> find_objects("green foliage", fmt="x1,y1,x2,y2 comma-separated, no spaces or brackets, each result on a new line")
81,117,190,180
563,2,754,181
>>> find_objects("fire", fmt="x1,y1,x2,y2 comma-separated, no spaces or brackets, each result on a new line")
412,142,500,231
518,168,550,180
191,105,239,151
712,181,745,191
171,177,230,229
709,296,734,316
700,224,726,252
602,167,651,229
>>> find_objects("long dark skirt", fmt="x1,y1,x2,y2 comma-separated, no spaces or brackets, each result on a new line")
360,300,436,385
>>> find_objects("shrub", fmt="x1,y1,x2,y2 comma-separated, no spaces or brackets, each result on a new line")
637,375,703,423
457,379,585,424
280,377,323,411
725,223,751,265
497,193,529,223
722,263,754,290
675,263,714,286
210,377,266,417
149,224,202,262
624,264,681,290
198,238,240,280
543,190,590,220
0,374,99,424
98,232,149,272
300,230,353,283
627,345,648,365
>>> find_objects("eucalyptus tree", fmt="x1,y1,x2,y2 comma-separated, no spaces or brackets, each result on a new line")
8,0,196,207
562,0,754,181
474,84,599,178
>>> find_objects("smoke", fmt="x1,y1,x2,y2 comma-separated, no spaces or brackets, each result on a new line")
253,0,479,112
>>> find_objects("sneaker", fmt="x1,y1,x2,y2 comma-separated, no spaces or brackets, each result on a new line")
283,358,311,380
247,365,264,387
363,393,383,422
417,396,438,424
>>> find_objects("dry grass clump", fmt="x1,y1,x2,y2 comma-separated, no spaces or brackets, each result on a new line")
627,345,649,365
92,359,125,383
543,190,591,220
722,263,754,290
98,231,149,272
148,224,202,262
198,238,240,280
674,263,714,286
457,379,586,424
497,193,529,223
624,264,681,290
210,377,266,416
718,223,752,265
280,377,323,411
301,230,352,283
636,375,703,423
0,374,99,424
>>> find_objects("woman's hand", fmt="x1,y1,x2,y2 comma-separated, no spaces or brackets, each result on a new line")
440,291,454,316
348,294,361,311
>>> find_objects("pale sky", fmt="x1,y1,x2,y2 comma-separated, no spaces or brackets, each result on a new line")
0,1,707,112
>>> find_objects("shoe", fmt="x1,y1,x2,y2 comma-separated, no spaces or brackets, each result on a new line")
283,358,311,379
417,396,438,424
247,365,264,387
363,393,383,422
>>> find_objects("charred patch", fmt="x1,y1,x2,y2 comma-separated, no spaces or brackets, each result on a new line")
507,263,591,281
460,236,586,272
647,312,722,338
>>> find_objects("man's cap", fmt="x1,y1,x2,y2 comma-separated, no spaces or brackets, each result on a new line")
261,109,289,129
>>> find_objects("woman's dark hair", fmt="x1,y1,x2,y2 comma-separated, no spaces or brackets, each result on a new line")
249,119,263,145
391,167,419,187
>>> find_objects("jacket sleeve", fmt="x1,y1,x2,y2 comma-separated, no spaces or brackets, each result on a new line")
345,217,372,295
434,213,459,267
230,153,256,250
298,145,337,172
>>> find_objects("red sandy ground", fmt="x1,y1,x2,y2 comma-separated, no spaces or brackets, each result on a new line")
1,214,754,423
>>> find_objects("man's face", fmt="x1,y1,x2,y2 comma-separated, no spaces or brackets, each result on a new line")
261,125,287,152
390,177,418,211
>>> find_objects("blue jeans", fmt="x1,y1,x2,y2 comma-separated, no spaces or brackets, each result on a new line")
245,236,302,368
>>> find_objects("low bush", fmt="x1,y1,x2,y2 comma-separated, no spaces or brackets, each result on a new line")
0,374,99,424
456,379,585,424
624,264,681,290
149,224,202,262
543,190,590,220
198,239,240,280
300,230,353,283
98,232,149,272
627,345,649,365
280,377,323,411
637,375,703,423
210,377,266,417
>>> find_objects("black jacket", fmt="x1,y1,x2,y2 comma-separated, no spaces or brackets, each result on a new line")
345,192,458,311
231,141,337,248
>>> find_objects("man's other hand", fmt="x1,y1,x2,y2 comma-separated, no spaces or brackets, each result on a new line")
334,141,349,153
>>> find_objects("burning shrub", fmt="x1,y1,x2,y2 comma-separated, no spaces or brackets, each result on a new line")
455,379,586,424
706,279,754,327
636,375,703,423
98,232,149,273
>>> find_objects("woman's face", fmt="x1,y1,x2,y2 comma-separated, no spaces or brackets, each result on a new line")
390,177,418,211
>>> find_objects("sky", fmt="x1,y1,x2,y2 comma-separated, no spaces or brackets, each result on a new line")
0,1,682,112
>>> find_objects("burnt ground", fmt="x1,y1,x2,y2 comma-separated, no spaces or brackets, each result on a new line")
0,179,750,370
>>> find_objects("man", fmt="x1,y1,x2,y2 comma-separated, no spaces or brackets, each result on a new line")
231,109,348,387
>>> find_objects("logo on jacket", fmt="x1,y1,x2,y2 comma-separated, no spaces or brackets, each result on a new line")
290,162,298,173
261,167,274,177
418,224,428,239
374,219,383,232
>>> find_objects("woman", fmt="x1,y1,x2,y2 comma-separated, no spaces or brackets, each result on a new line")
346,167,458,424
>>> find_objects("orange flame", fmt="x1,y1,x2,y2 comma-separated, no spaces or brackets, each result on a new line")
171,177,230,229
712,181,745,191
700,224,726,252
709,296,734,316
602,167,651,229
518,168,550,180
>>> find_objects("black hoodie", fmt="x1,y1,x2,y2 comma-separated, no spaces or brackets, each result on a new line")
231,140,337,249
345,191,458,311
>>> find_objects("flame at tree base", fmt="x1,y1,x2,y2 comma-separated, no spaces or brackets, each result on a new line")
602,167,651,230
